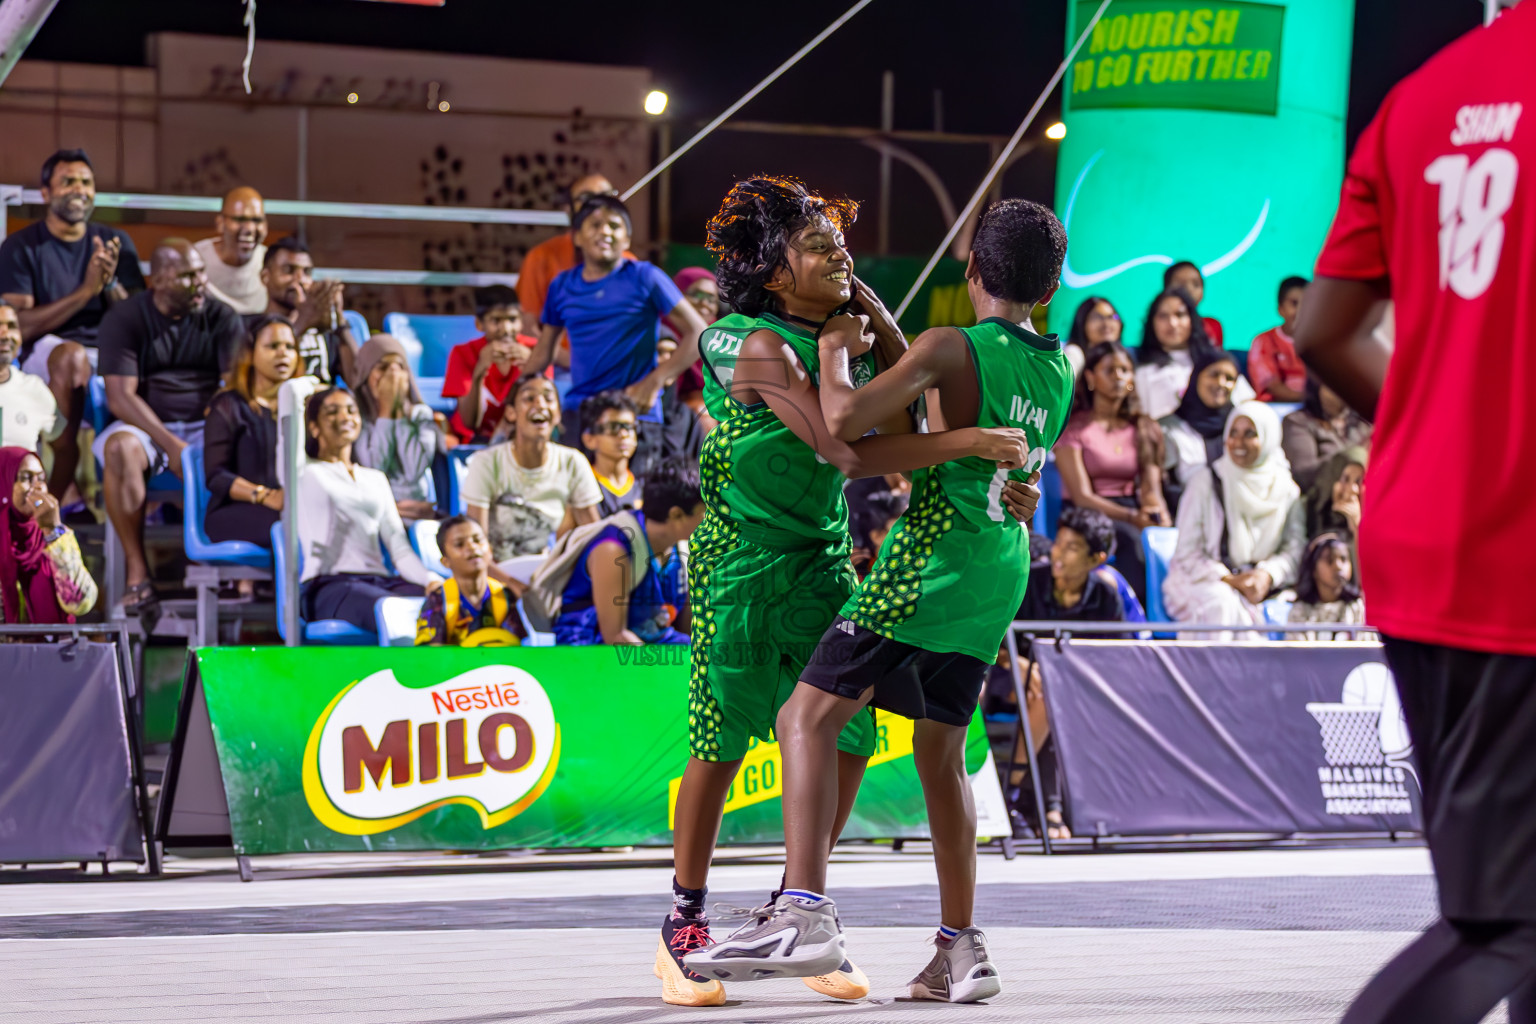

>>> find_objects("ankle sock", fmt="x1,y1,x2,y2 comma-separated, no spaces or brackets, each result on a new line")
782,888,826,906
937,924,961,942
672,876,706,919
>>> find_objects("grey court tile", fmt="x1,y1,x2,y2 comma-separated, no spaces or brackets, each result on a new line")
1,927,1507,1024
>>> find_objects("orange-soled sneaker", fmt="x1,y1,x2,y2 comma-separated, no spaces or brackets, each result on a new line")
656,915,727,1006
803,956,871,1000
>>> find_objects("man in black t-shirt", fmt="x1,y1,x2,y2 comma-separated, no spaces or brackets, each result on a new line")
94,239,243,611
0,149,147,496
252,236,357,385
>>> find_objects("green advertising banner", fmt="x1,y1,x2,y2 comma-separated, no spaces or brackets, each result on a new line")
1053,0,1354,351
189,646,991,856
1071,1,1285,115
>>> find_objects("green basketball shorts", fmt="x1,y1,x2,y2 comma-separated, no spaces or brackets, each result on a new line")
686,517,877,763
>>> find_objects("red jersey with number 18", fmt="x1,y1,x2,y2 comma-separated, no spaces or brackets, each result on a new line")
1314,3,1535,655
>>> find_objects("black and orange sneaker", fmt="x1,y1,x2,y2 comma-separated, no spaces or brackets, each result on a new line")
655,914,726,1006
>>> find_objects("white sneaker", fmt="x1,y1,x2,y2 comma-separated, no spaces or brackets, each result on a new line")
683,894,847,982
908,928,1002,1003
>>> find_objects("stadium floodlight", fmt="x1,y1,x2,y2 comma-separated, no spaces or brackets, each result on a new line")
438,100,450,112
1046,122,1067,141
644,90,669,116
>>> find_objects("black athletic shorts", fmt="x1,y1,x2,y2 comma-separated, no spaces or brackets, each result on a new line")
799,616,989,728
1383,634,1536,922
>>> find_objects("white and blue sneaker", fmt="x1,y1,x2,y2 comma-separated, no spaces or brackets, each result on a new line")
908,927,1002,1003
682,893,847,982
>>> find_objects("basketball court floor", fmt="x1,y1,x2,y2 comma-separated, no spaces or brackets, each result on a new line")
2,843,1506,1023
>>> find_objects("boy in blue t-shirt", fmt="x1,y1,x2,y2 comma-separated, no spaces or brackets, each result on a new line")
522,195,710,476
554,457,704,646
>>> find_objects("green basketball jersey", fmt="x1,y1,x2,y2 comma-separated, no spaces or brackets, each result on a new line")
696,312,876,546
845,318,1073,661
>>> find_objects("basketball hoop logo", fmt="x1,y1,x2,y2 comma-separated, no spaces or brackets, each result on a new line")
1306,662,1415,817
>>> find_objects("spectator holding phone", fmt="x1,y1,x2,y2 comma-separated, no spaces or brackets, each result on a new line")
442,285,539,443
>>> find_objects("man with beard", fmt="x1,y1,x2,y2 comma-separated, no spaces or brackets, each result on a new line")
255,236,358,386
195,186,269,315
95,240,244,612
0,149,146,497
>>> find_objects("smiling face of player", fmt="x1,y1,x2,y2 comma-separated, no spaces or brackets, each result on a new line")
768,215,853,321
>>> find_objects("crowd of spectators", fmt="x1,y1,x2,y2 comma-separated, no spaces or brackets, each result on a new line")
1050,268,1375,640
0,143,1372,670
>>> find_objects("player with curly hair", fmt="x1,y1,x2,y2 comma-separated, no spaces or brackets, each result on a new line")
686,199,1074,1003
655,177,1039,1007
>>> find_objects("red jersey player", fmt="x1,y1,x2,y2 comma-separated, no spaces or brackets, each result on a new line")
1295,5,1536,1023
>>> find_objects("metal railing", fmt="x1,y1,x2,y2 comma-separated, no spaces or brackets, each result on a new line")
0,185,555,288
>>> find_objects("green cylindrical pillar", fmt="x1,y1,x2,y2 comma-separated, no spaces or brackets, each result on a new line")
1051,0,1355,351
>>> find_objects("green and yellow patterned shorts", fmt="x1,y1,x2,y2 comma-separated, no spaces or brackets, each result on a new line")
686,514,877,763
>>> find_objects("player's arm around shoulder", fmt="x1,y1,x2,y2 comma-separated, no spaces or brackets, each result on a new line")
732,327,861,474
819,321,963,443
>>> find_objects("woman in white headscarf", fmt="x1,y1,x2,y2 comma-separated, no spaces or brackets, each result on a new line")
1163,401,1305,638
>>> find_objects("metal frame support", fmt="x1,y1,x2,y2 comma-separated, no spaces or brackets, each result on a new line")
0,0,60,90
1004,626,1053,855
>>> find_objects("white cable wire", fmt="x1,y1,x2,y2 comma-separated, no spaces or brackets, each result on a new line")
892,0,1114,321
620,0,876,202
242,0,256,95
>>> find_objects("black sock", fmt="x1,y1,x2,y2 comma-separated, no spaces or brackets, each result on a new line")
672,876,706,920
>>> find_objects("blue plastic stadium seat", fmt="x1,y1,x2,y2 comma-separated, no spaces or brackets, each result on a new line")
343,309,371,347
1268,401,1302,421
182,446,272,568
1262,596,1293,641
416,376,457,416
410,519,450,578
382,313,478,378
87,375,110,434
447,446,481,515
376,595,426,647
1035,457,1063,539
1142,526,1179,631
270,521,377,645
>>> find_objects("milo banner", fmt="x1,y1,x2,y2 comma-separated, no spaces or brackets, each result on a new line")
1034,640,1422,836
1054,0,1355,349
162,647,997,856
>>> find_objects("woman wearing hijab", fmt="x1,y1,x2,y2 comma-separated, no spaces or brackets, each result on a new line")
1,447,97,624
351,334,445,522
1305,446,1368,559
1160,349,1242,510
1162,402,1305,638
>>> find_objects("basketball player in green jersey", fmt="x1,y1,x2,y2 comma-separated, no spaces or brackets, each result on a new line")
687,199,1073,1002
657,178,1041,1007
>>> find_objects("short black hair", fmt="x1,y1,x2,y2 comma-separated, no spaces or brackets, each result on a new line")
1138,287,1218,368
303,386,349,458
1056,506,1116,559
1162,260,1202,290
579,390,638,433
854,490,908,550
1278,275,1309,304
473,285,520,319
264,235,310,269
41,149,92,189
1294,533,1362,605
970,198,1067,306
706,176,859,318
572,195,633,238
642,456,703,522
438,514,481,549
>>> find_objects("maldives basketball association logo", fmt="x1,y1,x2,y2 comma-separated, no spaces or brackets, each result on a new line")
1306,661,1415,817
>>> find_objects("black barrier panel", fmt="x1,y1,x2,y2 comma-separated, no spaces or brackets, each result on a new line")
0,642,145,863
1035,641,1422,837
